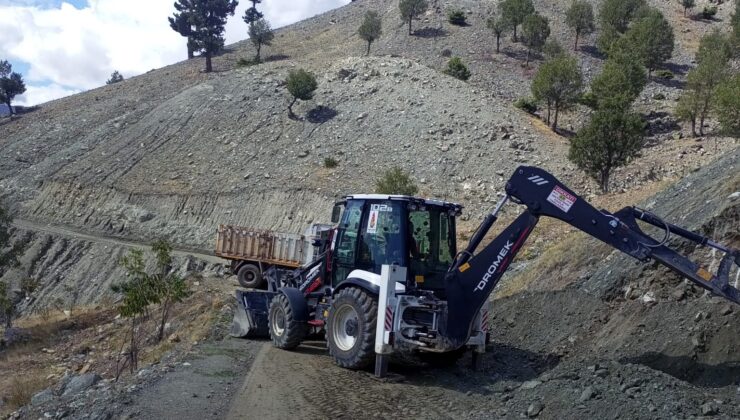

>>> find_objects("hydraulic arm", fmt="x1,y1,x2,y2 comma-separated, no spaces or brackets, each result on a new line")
442,166,740,347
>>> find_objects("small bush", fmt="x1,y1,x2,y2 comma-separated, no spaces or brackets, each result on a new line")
514,97,538,114
324,157,338,168
444,57,471,81
448,9,466,25
702,6,717,19
654,69,674,79
653,93,666,100
236,57,259,67
440,48,452,57
375,167,418,196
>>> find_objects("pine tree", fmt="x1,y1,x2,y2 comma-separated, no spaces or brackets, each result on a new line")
696,30,733,64
685,36,731,135
189,0,238,73
486,17,509,53
713,73,740,138
0,61,26,117
531,54,583,130
589,52,647,111
499,0,534,42
399,0,428,35
358,11,382,56
286,69,317,118
566,0,595,51
106,70,124,85
621,8,674,77
248,18,274,62
680,0,695,17
675,91,701,136
597,0,646,55
522,13,550,66
242,0,263,25
569,110,645,192
169,0,197,59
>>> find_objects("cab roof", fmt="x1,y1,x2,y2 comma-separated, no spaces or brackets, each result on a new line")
341,194,464,213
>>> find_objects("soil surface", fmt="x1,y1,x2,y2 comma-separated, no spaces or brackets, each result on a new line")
120,339,262,420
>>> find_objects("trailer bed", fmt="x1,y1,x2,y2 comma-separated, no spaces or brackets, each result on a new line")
215,225,306,268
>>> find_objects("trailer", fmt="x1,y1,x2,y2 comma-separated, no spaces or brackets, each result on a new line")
215,224,331,288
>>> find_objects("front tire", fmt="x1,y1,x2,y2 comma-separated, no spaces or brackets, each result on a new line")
326,287,377,370
237,264,263,289
268,294,307,349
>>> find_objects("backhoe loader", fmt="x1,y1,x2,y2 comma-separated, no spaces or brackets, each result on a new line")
229,166,739,374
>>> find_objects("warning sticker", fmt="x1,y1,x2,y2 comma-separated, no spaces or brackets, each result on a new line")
547,185,576,213
367,210,379,233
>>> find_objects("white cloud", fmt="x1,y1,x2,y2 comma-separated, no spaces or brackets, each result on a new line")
225,0,350,43
0,0,351,106
14,83,80,107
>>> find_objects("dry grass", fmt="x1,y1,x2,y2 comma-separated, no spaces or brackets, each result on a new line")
5,375,49,409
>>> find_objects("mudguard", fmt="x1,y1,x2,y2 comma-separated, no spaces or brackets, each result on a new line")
279,287,309,322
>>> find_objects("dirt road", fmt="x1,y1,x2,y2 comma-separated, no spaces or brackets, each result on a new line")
12,218,225,264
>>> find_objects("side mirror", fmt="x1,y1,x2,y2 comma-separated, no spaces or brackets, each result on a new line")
331,204,342,224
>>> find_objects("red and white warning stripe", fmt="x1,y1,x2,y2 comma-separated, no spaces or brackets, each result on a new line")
384,306,394,331
481,308,490,332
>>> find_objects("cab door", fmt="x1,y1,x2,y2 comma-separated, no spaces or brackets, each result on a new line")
331,199,364,286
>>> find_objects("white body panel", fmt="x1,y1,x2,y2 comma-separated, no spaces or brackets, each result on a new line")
347,269,406,293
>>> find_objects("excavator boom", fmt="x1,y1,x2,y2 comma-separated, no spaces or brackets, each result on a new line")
442,166,739,346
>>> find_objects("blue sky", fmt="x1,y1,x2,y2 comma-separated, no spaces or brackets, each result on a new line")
0,0,350,106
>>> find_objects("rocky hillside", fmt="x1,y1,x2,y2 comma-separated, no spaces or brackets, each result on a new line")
0,0,737,306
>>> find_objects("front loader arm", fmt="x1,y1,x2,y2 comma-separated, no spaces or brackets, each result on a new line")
441,166,740,347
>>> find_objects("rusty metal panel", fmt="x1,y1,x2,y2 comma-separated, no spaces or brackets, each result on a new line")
215,224,307,267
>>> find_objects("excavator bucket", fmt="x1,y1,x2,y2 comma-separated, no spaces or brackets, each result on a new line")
229,290,273,338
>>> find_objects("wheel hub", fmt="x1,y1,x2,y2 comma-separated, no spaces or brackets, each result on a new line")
271,307,286,337
331,304,360,351
345,319,358,337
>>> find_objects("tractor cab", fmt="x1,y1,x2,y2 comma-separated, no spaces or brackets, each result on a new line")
330,195,463,294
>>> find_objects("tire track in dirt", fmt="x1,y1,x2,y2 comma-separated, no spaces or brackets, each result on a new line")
226,340,475,419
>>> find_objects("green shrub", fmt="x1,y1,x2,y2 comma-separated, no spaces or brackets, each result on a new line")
654,69,674,79
702,5,717,19
579,91,598,108
514,97,538,113
653,93,666,100
444,57,471,81
375,167,418,196
236,57,259,67
440,48,453,57
448,9,466,25
324,157,338,168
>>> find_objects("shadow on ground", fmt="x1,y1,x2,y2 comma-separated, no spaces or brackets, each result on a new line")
622,352,740,388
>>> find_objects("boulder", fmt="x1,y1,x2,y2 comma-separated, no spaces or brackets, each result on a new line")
62,373,101,397
31,389,54,406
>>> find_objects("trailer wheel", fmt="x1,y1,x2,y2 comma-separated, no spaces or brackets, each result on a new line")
237,264,263,289
326,287,377,370
268,294,307,349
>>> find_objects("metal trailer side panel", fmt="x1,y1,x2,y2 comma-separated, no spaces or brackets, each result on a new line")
215,225,306,267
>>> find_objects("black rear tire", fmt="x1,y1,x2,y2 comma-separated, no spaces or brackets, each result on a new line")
237,264,264,289
268,294,307,349
326,287,377,370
